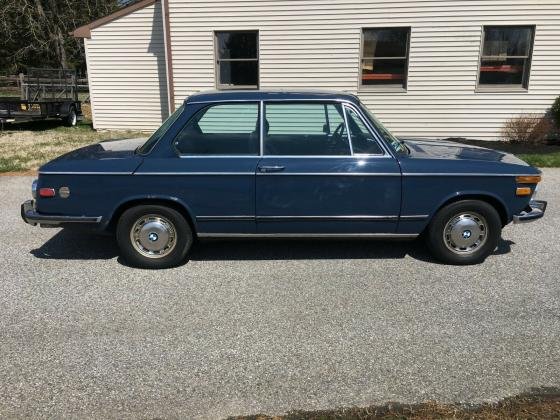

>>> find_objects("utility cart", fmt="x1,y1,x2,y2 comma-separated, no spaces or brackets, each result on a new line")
0,68,82,127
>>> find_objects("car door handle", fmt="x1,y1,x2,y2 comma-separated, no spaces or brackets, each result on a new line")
258,165,285,173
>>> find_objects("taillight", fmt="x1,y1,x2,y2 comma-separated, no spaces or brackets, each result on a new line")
39,188,56,198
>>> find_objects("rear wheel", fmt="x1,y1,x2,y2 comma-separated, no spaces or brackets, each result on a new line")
64,107,77,127
116,205,193,269
426,200,501,265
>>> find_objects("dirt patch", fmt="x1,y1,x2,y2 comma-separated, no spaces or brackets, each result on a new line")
228,387,560,420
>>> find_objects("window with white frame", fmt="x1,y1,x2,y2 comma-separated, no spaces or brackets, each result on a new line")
215,31,259,89
478,26,535,89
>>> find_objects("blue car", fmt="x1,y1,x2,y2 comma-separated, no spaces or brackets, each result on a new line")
21,91,547,268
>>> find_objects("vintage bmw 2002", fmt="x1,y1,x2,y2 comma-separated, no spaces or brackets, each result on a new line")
21,91,546,268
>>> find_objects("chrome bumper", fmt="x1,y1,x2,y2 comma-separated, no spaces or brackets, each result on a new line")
513,200,547,224
21,200,102,227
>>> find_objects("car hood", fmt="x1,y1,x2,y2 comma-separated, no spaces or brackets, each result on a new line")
39,137,147,174
403,138,531,166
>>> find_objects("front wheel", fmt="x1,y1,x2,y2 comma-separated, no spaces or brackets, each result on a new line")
426,200,502,265
116,205,193,269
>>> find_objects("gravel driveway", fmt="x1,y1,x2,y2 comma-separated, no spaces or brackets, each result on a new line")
1,171,559,419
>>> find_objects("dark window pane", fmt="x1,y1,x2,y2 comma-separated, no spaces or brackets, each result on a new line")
479,57,527,85
219,61,258,87
173,104,259,155
217,32,257,59
264,103,350,156
363,28,408,57
361,59,407,86
482,27,532,57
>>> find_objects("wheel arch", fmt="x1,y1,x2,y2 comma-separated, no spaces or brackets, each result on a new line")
431,192,510,227
105,196,197,234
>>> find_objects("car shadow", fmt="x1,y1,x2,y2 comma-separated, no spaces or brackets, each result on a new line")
30,229,516,265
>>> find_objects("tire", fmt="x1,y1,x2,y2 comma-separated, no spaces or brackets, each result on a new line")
64,107,77,127
426,200,502,265
116,205,193,269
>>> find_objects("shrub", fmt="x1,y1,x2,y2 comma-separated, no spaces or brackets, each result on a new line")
551,96,560,127
501,114,553,145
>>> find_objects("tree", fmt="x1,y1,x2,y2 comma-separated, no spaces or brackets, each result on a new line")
0,0,122,74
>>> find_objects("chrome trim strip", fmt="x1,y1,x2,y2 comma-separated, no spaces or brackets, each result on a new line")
39,171,132,175
257,215,399,221
260,155,391,159
134,172,255,176
256,172,400,176
198,233,419,239
399,215,429,221
197,215,254,221
402,173,533,177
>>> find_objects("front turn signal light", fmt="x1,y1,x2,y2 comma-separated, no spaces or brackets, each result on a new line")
516,187,532,196
516,175,541,184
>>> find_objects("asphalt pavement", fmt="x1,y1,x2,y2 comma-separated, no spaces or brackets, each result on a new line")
0,172,559,419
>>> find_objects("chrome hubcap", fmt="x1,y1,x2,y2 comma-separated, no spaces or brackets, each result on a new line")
130,214,177,259
443,212,488,254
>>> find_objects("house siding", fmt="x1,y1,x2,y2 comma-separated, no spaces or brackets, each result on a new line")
167,0,560,140
86,1,168,131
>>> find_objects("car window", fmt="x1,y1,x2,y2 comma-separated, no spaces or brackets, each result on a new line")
137,105,185,154
345,107,383,155
173,103,259,155
264,103,350,156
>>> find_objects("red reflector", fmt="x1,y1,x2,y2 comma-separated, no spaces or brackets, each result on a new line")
39,188,56,198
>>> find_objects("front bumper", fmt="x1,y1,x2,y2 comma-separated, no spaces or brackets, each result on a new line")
21,200,102,227
513,200,547,224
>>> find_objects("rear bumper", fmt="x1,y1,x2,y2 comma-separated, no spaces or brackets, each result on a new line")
513,200,547,224
21,200,102,227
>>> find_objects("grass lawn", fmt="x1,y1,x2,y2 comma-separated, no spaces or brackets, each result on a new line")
0,120,146,173
457,139,560,168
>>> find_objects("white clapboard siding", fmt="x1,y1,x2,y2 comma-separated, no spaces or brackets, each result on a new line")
168,0,560,140
86,2,168,131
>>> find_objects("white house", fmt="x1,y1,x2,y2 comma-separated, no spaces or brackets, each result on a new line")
73,0,560,140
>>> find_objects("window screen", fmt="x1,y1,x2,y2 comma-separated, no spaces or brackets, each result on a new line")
173,103,259,155
361,28,410,89
478,26,534,88
215,31,259,89
263,103,350,156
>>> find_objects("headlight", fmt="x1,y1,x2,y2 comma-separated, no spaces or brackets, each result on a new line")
31,179,38,199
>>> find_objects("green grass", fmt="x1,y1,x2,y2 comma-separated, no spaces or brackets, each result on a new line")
0,120,147,173
518,151,560,167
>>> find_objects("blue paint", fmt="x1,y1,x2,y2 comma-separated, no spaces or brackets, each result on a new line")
32,91,540,235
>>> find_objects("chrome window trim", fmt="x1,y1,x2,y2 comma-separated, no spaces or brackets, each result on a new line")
343,104,387,157
342,104,354,155
259,100,264,156
198,233,419,239
173,101,261,158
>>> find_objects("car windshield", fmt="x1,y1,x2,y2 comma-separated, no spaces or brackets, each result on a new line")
136,105,185,154
359,103,408,154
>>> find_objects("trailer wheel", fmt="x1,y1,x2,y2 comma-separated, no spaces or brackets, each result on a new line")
64,107,77,127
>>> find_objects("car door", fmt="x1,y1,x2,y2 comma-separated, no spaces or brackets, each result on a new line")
255,101,401,235
135,102,260,235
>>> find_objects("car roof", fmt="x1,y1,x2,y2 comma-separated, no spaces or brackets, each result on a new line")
184,90,361,105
